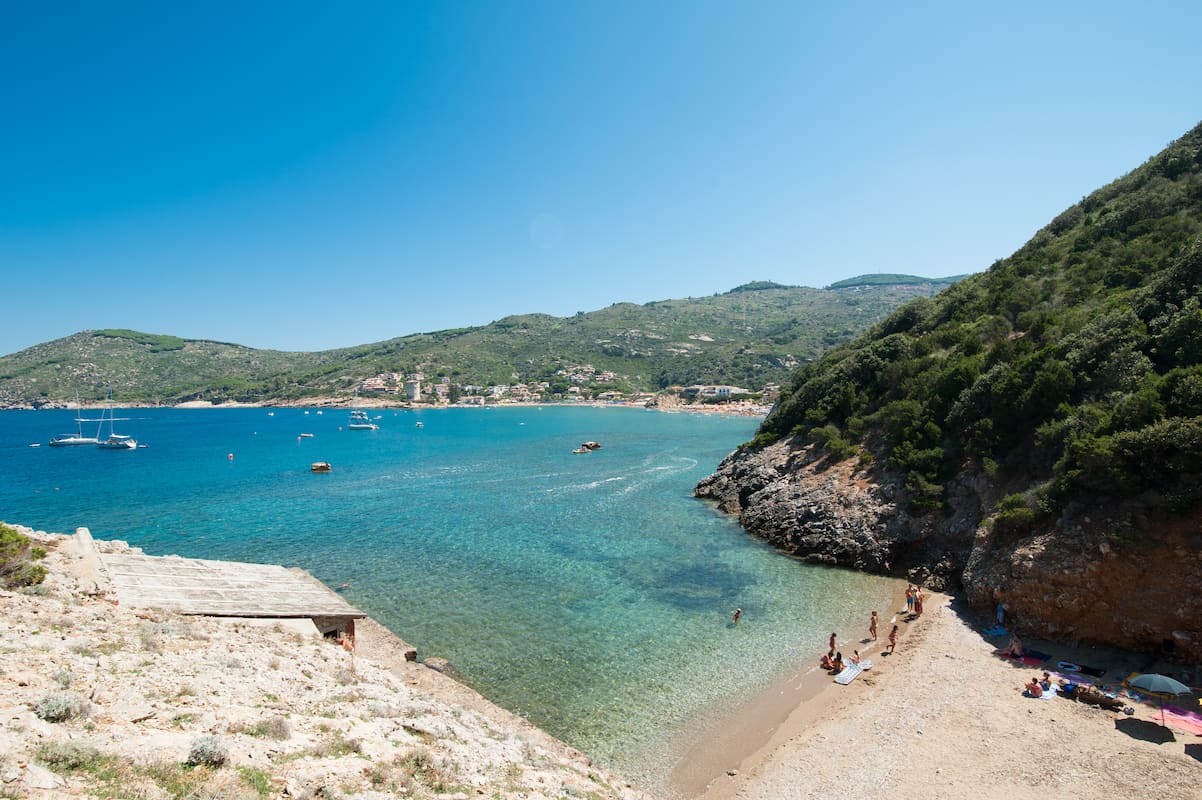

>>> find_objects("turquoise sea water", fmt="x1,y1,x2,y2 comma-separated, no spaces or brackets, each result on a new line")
0,406,898,788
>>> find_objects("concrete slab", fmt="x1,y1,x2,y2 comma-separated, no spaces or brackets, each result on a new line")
98,551,365,619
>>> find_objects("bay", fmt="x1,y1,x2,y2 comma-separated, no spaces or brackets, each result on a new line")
0,405,898,787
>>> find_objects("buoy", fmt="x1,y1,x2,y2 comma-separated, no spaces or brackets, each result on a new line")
228,453,234,460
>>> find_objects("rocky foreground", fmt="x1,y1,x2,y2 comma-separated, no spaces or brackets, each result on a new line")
0,524,649,800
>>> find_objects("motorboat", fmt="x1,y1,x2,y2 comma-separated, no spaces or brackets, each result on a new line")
97,433,138,450
311,461,332,473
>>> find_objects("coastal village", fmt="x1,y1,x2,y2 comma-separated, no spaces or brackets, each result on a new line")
353,366,779,412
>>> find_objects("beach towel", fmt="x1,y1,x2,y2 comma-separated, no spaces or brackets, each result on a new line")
1162,706,1202,736
834,662,863,685
996,649,1051,666
982,625,1008,637
1078,664,1107,678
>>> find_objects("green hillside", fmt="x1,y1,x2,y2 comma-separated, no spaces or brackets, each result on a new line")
758,120,1202,515
0,279,959,406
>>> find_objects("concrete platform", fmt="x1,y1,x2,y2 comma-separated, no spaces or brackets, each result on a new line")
95,547,364,620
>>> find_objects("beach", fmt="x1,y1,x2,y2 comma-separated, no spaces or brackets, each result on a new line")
675,593,1202,800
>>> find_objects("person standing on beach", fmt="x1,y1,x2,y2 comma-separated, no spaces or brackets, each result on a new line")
888,625,899,653
869,611,878,640
914,588,924,617
905,586,915,615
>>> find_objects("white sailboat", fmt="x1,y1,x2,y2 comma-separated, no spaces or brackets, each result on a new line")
49,394,102,447
96,394,138,450
346,392,380,430
346,408,379,430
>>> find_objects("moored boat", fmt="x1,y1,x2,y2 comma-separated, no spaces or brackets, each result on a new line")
347,409,379,430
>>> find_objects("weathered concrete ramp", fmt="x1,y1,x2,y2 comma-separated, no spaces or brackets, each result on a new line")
98,550,365,620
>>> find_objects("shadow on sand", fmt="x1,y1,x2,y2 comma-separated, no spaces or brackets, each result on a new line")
1114,717,1176,744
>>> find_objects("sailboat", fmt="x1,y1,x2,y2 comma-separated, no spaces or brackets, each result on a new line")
346,392,380,430
346,409,379,430
96,394,138,450
49,394,102,446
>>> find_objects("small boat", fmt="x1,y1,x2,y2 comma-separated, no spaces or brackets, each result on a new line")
416,421,424,428
581,441,602,450
98,434,138,450
267,411,275,416
311,461,332,473
572,447,589,454
28,443,40,447
347,409,379,430
299,433,315,438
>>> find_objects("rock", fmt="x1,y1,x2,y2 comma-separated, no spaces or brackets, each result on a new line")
23,763,66,790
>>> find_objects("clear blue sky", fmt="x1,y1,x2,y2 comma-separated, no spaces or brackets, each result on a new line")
2,1,1200,355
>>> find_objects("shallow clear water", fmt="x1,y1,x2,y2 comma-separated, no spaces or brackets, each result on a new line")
0,406,897,785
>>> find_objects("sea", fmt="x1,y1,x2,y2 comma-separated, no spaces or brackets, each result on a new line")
0,405,899,788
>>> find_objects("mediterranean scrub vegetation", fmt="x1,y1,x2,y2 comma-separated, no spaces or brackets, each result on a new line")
756,120,1202,517
0,522,48,589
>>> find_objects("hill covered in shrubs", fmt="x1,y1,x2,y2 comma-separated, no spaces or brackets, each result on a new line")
700,120,1202,659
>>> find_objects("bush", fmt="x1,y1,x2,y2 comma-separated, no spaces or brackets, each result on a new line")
242,715,291,741
0,523,48,590
35,692,88,723
187,735,229,767
36,740,102,770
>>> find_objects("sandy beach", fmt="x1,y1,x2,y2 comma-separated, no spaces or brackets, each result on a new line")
676,593,1202,800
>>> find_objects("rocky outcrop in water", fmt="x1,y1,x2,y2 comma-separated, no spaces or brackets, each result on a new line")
696,436,1202,662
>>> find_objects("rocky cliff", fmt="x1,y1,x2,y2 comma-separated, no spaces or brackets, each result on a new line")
696,438,1202,663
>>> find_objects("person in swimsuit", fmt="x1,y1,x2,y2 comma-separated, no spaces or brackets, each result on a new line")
888,625,899,653
869,610,878,640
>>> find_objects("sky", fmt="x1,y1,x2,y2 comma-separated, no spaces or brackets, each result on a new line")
2,1,1201,356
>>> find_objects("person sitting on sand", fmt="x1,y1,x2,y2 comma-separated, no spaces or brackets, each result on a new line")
820,651,837,670
832,652,845,673
1039,672,1052,691
1023,676,1043,698
849,650,862,665
1004,632,1024,658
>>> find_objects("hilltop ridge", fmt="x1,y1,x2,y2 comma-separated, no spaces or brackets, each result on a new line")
0,277,961,408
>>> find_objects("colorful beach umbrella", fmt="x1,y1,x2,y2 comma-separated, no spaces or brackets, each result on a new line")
1129,673,1191,726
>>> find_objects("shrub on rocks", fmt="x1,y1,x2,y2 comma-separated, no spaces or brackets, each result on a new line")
188,734,229,767
34,692,89,723
0,523,48,589
36,740,103,770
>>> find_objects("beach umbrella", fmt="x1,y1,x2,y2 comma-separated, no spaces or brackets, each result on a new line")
1128,673,1191,726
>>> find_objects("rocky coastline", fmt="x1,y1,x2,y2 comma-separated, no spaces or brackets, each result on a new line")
695,435,1202,667
0,523,649,800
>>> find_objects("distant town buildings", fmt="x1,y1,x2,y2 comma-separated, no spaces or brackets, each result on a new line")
355,368,771,408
